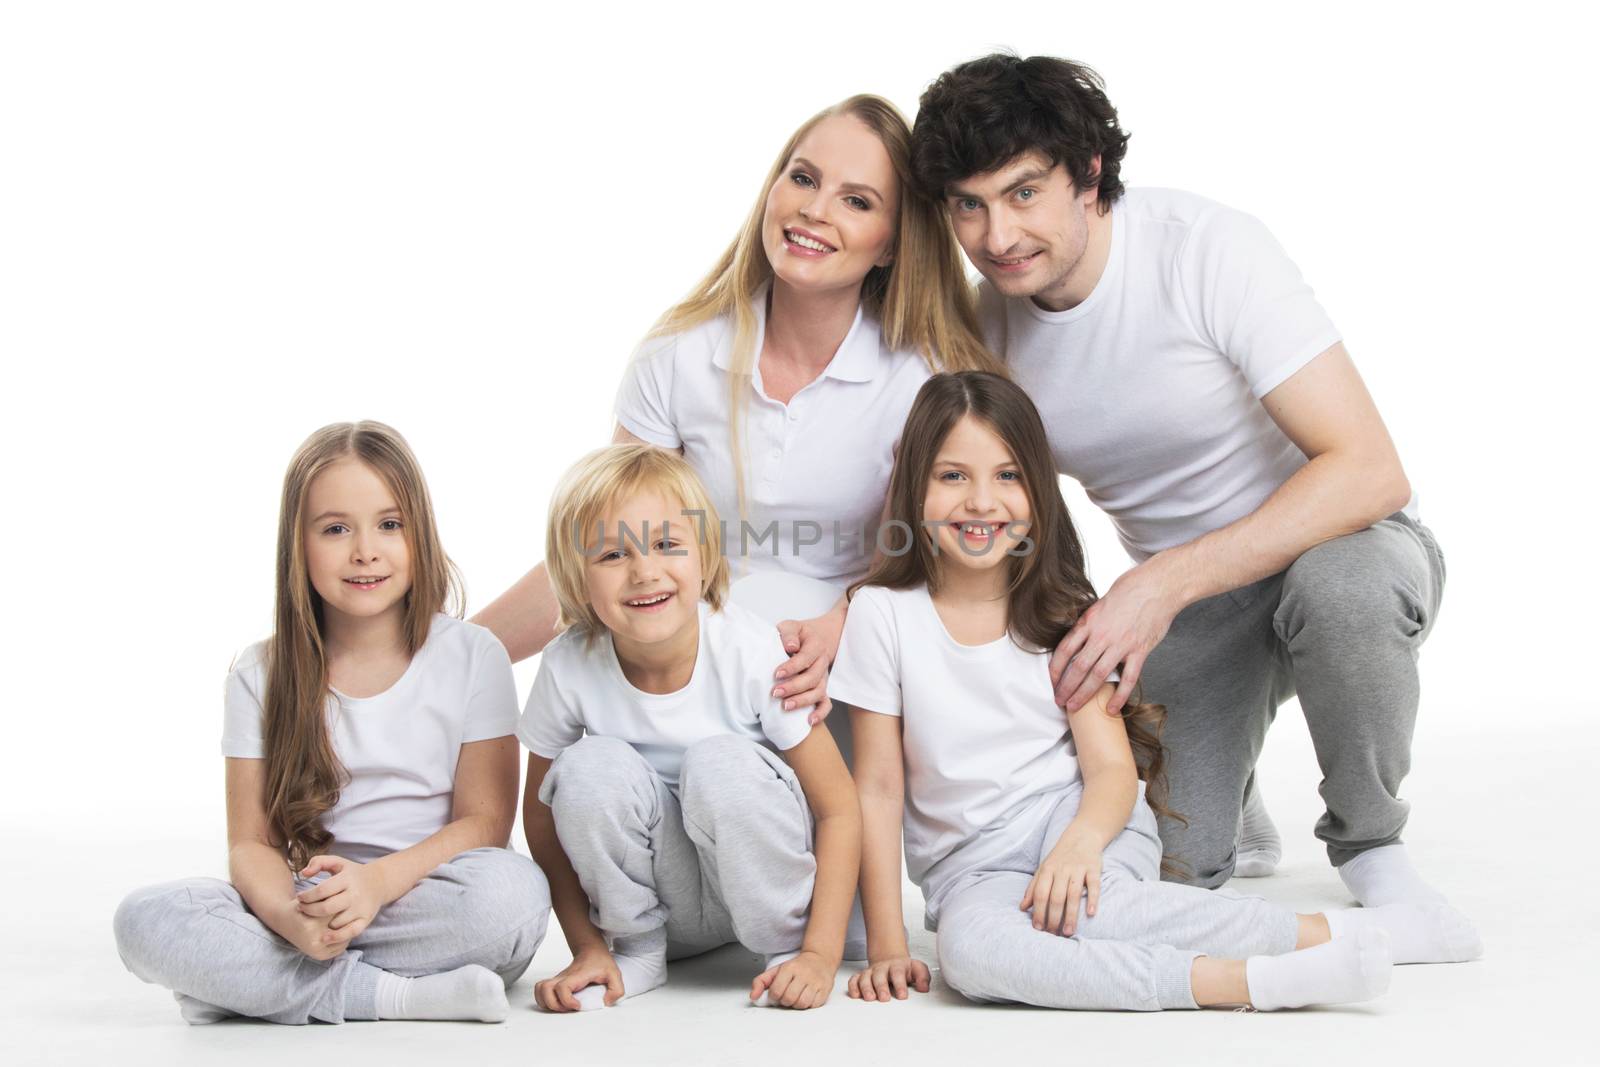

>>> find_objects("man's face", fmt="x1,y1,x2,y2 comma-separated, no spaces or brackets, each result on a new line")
945,152,1098,307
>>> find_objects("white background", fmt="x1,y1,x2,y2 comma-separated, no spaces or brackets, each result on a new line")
2,2,1595,1063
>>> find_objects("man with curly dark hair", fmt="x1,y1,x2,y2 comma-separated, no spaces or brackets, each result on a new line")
911,54,1467,926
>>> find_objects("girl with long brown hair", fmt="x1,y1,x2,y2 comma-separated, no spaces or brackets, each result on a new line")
831,373,1478,1013
114,421,550,1025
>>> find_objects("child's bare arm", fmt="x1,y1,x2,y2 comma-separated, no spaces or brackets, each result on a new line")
523,752,623,1012
847,707,931,1002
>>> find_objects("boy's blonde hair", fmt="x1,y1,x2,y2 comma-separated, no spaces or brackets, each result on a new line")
545,444,729,638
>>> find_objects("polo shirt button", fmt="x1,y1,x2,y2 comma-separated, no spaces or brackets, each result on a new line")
788,411,799,422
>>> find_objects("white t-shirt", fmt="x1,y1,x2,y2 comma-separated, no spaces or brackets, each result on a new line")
221,614,520,863
981,186,1411,562
826,583,1081,891
516,600,813,792
614,288,932,590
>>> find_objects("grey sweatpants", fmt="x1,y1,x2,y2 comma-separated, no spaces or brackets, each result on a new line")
1141,513,1447,886
539,734,815,959
113,846,550,1024
932,786,1298,1011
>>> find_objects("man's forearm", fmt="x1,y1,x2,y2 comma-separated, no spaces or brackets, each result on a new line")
1156,446,1411,611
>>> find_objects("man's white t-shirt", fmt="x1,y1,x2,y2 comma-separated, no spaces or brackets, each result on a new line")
980,186,1411,562
614,287,932,590
516,600,813,792
826,583,1082,895
221,614,520,863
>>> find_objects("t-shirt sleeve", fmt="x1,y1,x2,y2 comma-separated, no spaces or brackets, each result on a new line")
1180,207,1343,399
613,335,683,448
827,588,903,718
220,650,266,758
749,627,814,752
515,641,587,760
462,630,520,743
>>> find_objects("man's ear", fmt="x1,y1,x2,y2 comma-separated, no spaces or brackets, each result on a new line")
1083,154,1103,205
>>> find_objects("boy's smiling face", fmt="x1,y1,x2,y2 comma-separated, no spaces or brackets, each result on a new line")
583,488,703,651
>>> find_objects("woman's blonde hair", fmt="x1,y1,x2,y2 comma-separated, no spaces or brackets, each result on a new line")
263,421,463,870
648,94,1003,519
545,444,729,641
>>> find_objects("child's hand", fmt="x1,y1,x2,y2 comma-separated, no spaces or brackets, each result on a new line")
750,950,836,1010
295,855,387,949
269,898,343,961
535,946,623,1013
847,956,931,1002
1020,835,1103,936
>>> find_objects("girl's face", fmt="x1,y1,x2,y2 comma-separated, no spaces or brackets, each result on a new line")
762,113,899,297
303,457,413,622
922,414,1033,575
583,489,703,650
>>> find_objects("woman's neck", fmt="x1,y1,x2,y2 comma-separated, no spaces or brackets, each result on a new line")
612,614,701,695
764,279,861,375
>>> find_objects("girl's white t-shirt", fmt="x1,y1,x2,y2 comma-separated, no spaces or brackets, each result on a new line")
517,600,813,792
221,614,520,863
827,583,1082,889
613,289,932,591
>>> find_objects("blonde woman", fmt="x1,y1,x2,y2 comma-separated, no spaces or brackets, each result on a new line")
113,422,549,1024
478,95,1000,754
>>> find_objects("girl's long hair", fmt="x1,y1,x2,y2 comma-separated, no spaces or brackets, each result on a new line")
263,421,463,870
849,372,1183,856
648,94,1003,522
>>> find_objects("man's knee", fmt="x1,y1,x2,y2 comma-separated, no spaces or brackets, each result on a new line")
1276,527,1429,647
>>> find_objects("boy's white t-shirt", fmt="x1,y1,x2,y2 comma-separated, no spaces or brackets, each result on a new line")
826,583,1081,891
221,614,520,863
613,287,932,590
517,600,813,792
980,186,1412,562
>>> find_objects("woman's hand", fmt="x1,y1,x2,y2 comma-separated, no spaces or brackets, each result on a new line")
750,950,837,1010
1020,834,1104,937
535,945,624,1012
847,956,931,1002
295,855,390,948
775,600,848,725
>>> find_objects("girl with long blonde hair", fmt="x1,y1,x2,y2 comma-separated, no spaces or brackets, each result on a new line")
114,421,550,1025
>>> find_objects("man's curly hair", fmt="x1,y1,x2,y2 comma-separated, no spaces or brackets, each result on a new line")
911,53,1130,214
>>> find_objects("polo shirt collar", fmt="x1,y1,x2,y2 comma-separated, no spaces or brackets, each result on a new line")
711,284,882,383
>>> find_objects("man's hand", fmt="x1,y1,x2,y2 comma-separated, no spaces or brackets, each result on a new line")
1050,556,1184,715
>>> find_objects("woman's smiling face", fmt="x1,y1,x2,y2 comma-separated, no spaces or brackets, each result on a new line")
762,113,899,296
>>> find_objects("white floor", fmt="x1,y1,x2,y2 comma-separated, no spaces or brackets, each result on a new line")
5,704,1592,1067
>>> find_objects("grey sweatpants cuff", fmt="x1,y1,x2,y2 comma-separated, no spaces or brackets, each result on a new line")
1155,949,1202,1010
340,960,382,1022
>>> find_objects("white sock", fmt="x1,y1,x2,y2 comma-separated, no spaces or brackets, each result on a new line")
1244,928,1392,1011
1338,843,1446,906
1233,784,1282,878
753,949,802,1007
1325,900,1483,965
574,928,669,1010
373,965,508,1023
